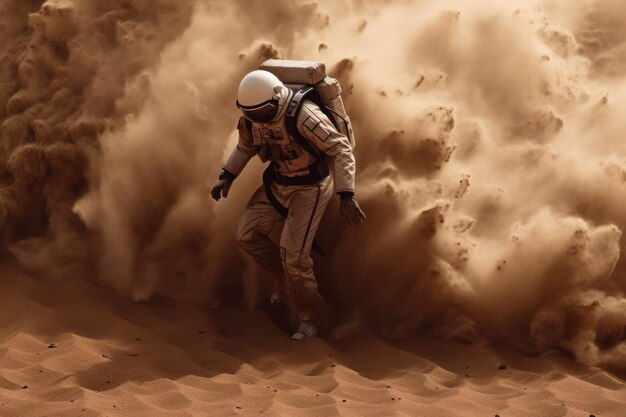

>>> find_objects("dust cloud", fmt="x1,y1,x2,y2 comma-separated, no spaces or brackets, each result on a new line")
1,0,625,369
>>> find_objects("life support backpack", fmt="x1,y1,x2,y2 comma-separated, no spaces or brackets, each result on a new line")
259,59,356,157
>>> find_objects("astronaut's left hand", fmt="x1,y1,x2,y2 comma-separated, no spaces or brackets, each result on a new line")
339,194,366,227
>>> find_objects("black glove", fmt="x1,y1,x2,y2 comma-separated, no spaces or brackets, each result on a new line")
339,192,366,227
210,170,236,201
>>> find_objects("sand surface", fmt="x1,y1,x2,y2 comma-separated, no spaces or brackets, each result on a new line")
0,261,623,417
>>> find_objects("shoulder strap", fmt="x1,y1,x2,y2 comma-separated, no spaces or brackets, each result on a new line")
285,86,324,159
244,117,252,132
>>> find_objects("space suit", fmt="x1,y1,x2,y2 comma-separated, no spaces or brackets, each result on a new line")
211,70,365,340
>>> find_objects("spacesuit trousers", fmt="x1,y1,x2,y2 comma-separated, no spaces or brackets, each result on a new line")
236,176,333,321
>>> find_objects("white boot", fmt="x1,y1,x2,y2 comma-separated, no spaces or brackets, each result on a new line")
291,320,318,340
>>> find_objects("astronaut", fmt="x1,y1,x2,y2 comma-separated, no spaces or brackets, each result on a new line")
210,70,365,340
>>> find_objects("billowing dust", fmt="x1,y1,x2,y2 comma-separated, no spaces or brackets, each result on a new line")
1,0,626,369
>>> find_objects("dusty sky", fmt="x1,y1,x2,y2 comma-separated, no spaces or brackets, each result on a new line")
1,0,625,369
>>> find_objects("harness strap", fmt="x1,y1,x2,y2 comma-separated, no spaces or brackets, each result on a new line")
263,167,288,217
285,86,323,160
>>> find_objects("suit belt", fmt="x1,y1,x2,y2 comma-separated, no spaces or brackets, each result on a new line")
263,161,329,187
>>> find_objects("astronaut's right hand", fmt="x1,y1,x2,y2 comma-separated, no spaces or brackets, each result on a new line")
210,170,236,201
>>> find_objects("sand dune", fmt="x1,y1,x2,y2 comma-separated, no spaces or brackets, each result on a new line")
0,261,623,416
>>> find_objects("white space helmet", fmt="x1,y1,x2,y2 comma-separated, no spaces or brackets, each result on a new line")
237,70,285,123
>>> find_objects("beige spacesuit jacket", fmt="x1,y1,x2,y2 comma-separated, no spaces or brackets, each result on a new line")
223,100,356,193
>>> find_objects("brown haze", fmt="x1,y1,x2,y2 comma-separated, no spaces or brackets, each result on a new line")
1,0,626,370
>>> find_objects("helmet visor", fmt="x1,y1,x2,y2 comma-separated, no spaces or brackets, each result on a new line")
237,99,279,123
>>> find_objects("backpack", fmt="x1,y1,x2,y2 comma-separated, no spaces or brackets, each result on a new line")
259,59,356,158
